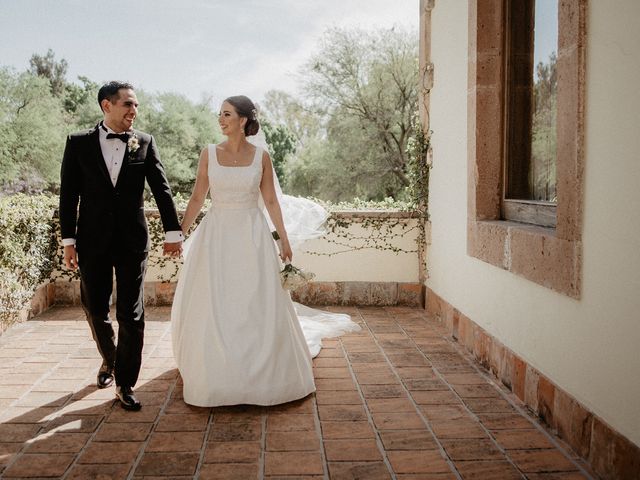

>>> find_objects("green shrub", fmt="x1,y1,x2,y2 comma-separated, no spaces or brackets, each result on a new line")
0,194,58,326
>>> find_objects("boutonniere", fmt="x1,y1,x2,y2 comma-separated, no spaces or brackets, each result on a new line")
127,135,140,160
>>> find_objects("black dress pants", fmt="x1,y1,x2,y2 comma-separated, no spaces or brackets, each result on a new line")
78,248,148,388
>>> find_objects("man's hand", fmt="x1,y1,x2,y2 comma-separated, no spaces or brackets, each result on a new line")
63,245,78,270
163,241,183,257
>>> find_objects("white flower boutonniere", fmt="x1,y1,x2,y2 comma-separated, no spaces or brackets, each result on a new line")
127,135,140,160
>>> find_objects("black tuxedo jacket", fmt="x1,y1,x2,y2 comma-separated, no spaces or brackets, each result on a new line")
59,124,181,256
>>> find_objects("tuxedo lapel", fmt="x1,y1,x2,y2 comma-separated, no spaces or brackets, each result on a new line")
89,125,114,188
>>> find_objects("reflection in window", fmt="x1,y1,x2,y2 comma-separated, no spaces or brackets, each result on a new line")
506,0,558,203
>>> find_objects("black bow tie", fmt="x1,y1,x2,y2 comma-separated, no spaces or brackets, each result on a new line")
106,132,130,142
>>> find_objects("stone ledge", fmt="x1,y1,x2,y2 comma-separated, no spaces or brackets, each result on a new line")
0,282,55,335
426,286,640,480
51,280,425,308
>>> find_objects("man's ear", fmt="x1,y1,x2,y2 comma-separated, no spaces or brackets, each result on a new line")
101,99,111,113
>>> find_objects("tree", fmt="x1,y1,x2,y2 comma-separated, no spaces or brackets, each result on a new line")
302,27,419,189
0,68,66,192
134,92,221,195
261,118,296,185
28,49,68,97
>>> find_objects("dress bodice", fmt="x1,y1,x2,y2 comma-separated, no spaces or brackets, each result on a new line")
208,144,263,209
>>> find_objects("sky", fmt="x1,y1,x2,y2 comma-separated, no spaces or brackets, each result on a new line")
0,0,419,106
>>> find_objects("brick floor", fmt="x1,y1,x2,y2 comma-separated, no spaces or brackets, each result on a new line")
0,306,597,479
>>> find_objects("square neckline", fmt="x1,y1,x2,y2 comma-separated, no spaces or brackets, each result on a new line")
213,144,260,168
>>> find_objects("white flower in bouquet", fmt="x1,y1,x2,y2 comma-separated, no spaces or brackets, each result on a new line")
272,230,316,290
280,262,315,290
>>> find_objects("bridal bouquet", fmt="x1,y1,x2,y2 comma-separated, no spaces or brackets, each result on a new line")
272,231,316,290
280,262,315,290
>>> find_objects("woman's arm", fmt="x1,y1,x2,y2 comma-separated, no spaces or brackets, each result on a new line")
181,147,210,235
259,150,292,262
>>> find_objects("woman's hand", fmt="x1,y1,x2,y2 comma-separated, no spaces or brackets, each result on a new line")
279,238,293,263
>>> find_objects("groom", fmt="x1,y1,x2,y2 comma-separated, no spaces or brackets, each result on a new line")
59,81,183,410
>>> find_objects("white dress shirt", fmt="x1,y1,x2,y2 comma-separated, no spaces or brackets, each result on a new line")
62,122,183,247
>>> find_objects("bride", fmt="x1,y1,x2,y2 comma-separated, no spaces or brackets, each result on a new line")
171,95,359,407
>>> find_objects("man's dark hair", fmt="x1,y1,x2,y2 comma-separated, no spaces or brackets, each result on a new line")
98,81,135,111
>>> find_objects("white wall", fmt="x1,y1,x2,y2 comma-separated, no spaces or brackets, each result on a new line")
143,213,420,283
427,0,640,446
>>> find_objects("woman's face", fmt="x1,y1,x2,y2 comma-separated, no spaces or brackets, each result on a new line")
218,101,246,136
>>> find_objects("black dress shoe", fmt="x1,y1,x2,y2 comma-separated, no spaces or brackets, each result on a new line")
97,364,114,389
116,386,142,411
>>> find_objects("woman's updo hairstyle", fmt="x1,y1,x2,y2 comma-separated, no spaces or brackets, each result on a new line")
224,95,260,136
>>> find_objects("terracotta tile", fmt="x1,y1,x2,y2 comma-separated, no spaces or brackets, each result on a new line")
314,390,362,405
147,431,205,452
537,375,556,426
378,429,439,450
328,461,392,479
324,439,382,461
204,441,261,463
386,353,431,367
525,473,590,479
2,452,75,477
354,372,399,385
0,442,22,468
442,373,488,385
463,397,516,413
135,452,200,476
199,462,259,479
404,379,449,391
267,396,314,414
316,348,343,358
265,451,324,475
348,352,387,363
387,450,451,474
164,397,210,414
372,412,425,430
66,463,131,480
512,355,527,401
492,428,556,450
266,431,320,451
94,422,153,442
440,438,504,461
0,423,42,442
510,449,578,473
315,378,356,391
430,419,488,439
396,367,438,380
366,397,416,413
318,405,367,422
155,413,210,431
420,404,471,421
411,390,461,405
589,416,640,480
267,413,315,431
361,384,406,399
313,357,348,368
453,460,522,479
43,414,103,434
208,422,262,442
106,405,161,423
26,432,90,453
552,389,593,459
478,413,534,430
321,421,375,439
78,441,143,463
313,367,352,379
452,384,502,399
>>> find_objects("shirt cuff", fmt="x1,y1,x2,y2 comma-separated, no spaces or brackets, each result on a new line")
165,231,184,243
62,238,76,246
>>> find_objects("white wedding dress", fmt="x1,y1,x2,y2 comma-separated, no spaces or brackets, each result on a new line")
171,144,359,407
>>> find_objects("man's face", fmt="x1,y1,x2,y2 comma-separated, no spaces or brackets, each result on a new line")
103,88,138,132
